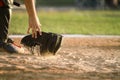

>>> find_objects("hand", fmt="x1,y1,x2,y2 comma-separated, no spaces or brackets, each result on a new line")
24,0,42,38
27,16,42,38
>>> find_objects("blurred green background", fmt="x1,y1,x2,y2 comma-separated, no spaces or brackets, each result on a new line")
10,0,120,35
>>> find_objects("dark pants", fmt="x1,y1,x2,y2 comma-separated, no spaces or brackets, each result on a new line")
0,7,11,43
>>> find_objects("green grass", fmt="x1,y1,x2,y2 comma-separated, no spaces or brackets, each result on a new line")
10,10,120,35
36,0,75,6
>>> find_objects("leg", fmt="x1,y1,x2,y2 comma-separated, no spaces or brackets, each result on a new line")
0,7,25,54
0,7,11,43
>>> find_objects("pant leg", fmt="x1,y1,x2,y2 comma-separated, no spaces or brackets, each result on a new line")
0,7,11,42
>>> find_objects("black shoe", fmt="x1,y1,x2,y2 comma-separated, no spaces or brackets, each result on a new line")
0,42,25,54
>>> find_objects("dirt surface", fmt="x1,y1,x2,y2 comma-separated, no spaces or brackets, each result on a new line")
0,36,120,80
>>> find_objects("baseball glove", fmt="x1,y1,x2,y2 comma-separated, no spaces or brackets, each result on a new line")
21,32,63,56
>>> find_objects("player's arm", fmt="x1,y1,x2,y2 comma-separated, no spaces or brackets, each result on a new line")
24,0,42,38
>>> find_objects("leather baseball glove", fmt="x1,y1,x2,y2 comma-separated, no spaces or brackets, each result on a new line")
21,32,63,56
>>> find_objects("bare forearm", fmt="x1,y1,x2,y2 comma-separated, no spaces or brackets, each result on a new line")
24,0,42,38
24,0,37,18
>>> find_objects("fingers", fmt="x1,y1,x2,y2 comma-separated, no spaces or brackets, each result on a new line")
32,29,37,38
27,16,42,38
28,25,42,38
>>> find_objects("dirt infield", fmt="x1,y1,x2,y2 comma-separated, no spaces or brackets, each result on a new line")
0,35,120,80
